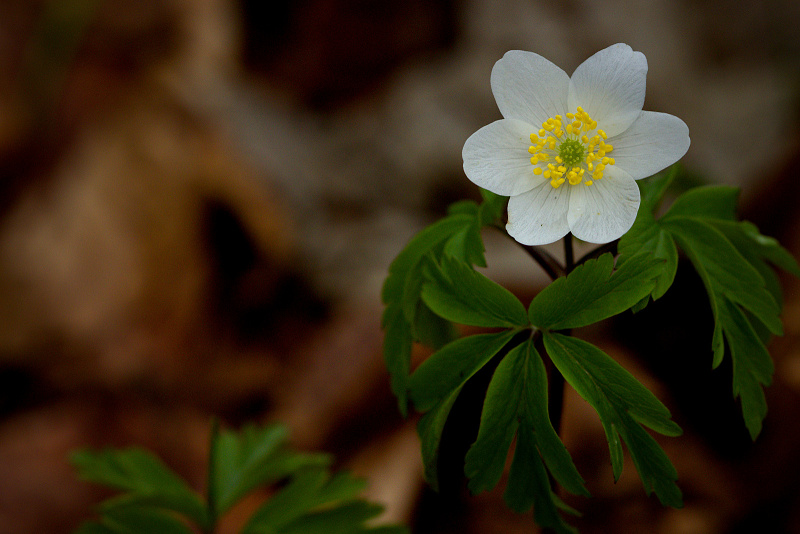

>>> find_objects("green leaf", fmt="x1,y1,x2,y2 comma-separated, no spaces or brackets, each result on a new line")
443,200,487,267
663,217,783,337
417,385,464,491
241,467,405,534
662,185,739,221
412,299,459,350
381,192,508,415
479,189,508,226
381,212,482,414
381,304,413,416
382,214,475,306
464,340,586,497
399,254,428,328
617,208,677,303
74,423,409,534
210,423,330,517
410,331,516,490
718,297,773,438
615,166,685,307
621,181,793,438
637,165,677,213
276,501,406,534
528,253,664,330
461,339,587,533
447,199,480,216
506,429,579,534
463,345,522,494
443,224,486,268
70,448,208,528
241,468,363,533
543,332,682,507
711,220,800,308
409,331,516,412
662,216,783,421
74,506,193,534
665,218,777,440
421,255,528,328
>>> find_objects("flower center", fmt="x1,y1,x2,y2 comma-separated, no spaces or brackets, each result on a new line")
558,139,584,168
528,107,615,189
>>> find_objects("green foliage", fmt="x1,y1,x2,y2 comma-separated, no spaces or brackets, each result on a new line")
379,165,797,533
616,171,679,308
381,191,508,415
72,422,407,534
619,173,799,439
529,252,665,330
465,340,587,534
542,333,682,507
422,255,528,328
71,448,209,529
405,246,683,528
209,423,330,518
72,505,194,534
411,330,516,488
241,469,385,534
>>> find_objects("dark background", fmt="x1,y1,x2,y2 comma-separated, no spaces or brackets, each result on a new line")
1,0,800,532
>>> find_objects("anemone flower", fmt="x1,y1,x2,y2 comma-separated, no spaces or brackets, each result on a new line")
463,43,690,245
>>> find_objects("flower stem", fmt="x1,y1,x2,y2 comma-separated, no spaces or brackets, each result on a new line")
549,234,574,438
543,234,577,524
524,244,565,280
491,223,565,280
564,233,575,274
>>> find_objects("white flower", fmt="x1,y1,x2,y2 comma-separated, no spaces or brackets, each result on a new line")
462,43,690,245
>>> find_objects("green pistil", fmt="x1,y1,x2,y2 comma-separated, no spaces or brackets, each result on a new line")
558,139,584,167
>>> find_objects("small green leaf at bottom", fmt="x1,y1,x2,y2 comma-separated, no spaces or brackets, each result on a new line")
70,448,208,528
210,424,330,517
74,506,193,534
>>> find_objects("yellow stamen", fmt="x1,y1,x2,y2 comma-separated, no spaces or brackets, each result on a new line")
528,106,615,188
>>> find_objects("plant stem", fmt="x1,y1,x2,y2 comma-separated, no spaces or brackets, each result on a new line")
543,234,577,520
547,234,575,439
492,223,565,279
523,244,565,280
563,233,575,273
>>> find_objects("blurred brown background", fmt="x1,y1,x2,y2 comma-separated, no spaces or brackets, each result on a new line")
1,0,800,532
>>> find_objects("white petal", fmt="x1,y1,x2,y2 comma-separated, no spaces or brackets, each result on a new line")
567,166,640,244
567,43,647,138
506,181,571,246
491,50,570,127
608,111,690,180
463,119,547,196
